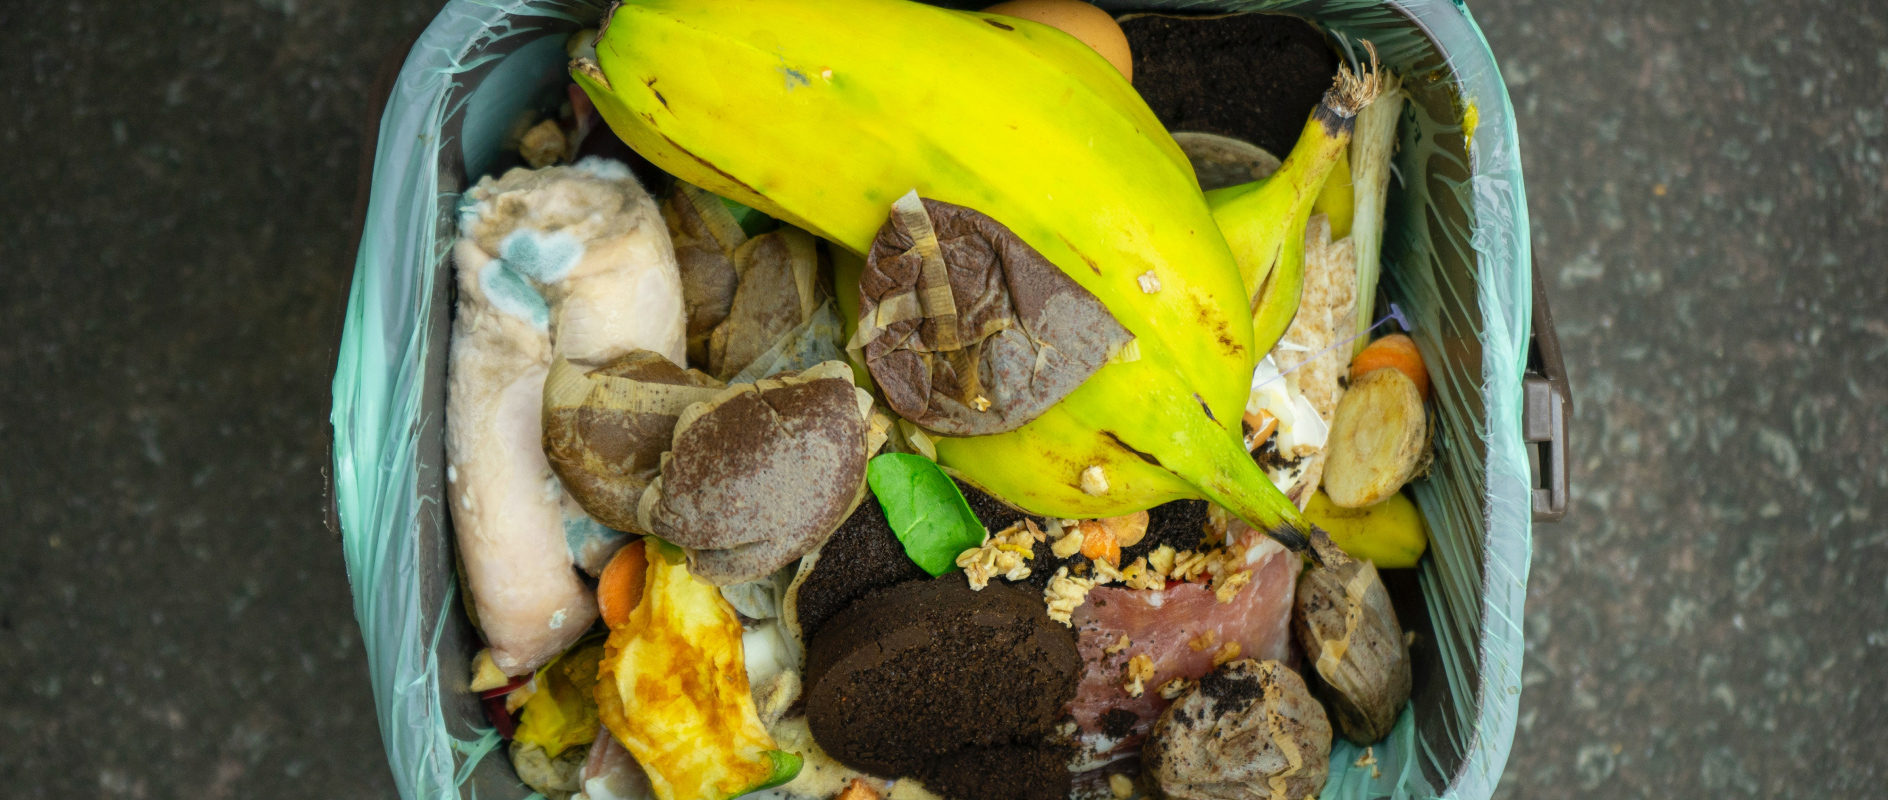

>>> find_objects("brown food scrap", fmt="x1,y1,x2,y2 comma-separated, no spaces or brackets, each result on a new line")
1144,660,1332,800
710,227,823,380
661,183,746,366
543,351,724,533
1292,558,1411,744
519,119,568,168
638,362,872,585
803,580,1079,800
854,192,1135,436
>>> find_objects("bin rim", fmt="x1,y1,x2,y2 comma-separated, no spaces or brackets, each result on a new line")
330,1,1533,798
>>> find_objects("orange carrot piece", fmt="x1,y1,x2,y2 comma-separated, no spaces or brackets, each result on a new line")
1079,521,1121,566
1350,333,1429,398
597,541,648,630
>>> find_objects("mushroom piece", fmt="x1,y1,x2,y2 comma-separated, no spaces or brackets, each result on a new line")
1291,557,1412,744
637,361,878,585
1143,659,1331,800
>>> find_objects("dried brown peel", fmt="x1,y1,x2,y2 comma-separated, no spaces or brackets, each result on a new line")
1144,659,1332,800
1291,558,1411,744
543,351,726,533
662,183,747,367
852,192,1135,436
711,227,823,380
637,361,875,585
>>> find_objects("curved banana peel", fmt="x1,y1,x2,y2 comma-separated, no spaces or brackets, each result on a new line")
1209,46,1383,355
574,0,1336,553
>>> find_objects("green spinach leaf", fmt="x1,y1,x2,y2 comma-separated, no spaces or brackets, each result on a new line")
866,453,986,576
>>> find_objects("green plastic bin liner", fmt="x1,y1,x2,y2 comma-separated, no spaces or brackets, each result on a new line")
330,0,1533,797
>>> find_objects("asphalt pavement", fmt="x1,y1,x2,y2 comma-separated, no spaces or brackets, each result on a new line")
1,1,1882,798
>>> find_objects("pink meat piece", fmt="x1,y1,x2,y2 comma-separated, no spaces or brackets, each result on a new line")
1066,531,1301,762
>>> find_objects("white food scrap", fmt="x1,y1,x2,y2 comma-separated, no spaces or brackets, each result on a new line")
1044,566,1099,626
1213,569,1254,603
956,522,1036,590
1051,529,1085,559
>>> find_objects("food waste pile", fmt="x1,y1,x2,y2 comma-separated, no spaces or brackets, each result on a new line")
444,2,1437,799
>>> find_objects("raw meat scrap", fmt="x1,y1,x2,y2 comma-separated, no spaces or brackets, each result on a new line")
1065,533,1301,766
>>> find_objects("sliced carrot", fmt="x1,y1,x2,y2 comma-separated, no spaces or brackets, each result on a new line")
1350,333,1429,399
597,540,648,630
1079,520,1121,566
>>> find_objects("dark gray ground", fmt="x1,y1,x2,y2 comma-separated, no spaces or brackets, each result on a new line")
1,1,1883,798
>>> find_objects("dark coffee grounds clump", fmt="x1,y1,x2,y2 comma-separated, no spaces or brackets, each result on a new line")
804,579,1081,800
956,479,1031,535
915,744,1074,800
1196,660,1269,714
1100,708,1140,739
1124,13,1341,158
791,488,929,642
1121,500,1211,566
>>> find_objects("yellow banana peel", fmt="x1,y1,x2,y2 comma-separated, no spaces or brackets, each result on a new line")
574,0,1321,550
1303,490,1428,568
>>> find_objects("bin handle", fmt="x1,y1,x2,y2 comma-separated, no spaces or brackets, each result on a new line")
1525,254,1571,522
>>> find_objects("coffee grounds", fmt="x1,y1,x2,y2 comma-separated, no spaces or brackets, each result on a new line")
957,479,1031,535
915,744,1074,800
804,579,1080,800
1196,660,1268,715
1124,13,1340,158
792,488,929,643
1120,500,1210,566
1100,708,1139,739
